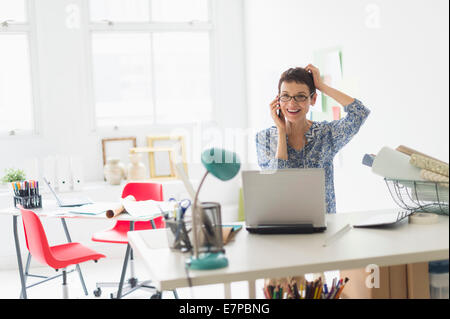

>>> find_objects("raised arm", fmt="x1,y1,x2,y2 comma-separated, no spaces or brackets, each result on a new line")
305,64,354,106
305,64,370,155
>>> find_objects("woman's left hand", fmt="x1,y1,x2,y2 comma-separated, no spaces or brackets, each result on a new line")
305,64,325,91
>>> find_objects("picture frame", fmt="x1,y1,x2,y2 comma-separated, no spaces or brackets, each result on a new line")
129,135,188,179
101,137,137,166
147,135,188,179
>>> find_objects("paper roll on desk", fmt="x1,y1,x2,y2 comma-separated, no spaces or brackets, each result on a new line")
105,195,136,218
372,147,425,181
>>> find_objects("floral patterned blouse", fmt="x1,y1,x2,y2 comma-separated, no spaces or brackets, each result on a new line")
255,99,371,214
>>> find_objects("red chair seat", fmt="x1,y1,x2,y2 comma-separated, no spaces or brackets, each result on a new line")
92,228,128,244
49,242,106,269
92,216,165,244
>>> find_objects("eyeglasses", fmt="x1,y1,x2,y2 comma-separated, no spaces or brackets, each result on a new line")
279,92,315,103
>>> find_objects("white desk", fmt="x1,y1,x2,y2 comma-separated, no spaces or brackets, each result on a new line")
128,209,449,298
0,200,159,299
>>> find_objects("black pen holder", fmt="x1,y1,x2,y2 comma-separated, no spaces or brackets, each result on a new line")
166,218,192,253
196,201,225,254
14,195,42,209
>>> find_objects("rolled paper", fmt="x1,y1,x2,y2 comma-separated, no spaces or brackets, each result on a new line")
420,169,449,184
396,145,447,165
106,195,136,218
411,154,449,177
372,147,424,181
106,204,125,218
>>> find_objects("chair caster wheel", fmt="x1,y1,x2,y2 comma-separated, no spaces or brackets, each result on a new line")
150,291,162,299
128,277,138,287
93,288,102,297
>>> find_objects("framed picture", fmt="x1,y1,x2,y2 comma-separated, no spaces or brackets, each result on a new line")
129,135,188,179
147,135,188,179
101,137,137,166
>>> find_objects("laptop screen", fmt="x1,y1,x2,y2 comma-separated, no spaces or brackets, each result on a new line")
42,177,62,205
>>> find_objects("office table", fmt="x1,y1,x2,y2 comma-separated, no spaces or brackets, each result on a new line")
128,209,449,299
0,200,159,299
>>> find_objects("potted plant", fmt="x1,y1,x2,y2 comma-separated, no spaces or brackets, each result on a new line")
1,168,26,188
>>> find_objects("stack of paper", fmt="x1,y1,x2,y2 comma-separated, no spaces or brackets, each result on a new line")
69,202,119,215
122,199,176,218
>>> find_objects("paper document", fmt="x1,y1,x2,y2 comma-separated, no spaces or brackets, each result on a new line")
121,199,176,218
68,202,118,215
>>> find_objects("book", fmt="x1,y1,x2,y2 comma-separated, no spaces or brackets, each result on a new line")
222,224,243,245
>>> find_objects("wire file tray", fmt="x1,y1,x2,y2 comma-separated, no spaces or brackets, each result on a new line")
385,178,449,215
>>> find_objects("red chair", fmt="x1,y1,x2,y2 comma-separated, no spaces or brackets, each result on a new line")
91,182,172,299
19,207,105,299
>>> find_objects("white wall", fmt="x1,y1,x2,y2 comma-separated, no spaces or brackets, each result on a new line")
0,0,246,270
0,0,247,184
244,0,449,212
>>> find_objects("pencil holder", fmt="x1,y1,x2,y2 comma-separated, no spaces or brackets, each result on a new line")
196,201,225,255
14,195,42,209
166,218,193,253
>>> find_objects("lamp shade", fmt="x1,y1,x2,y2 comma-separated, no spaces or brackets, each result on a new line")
201,148,240,181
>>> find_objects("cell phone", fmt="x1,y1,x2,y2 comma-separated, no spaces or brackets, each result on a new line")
276,98,281,118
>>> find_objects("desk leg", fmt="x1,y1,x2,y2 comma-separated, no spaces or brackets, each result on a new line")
116,221,134,299
13,215,27,299
248,280,256,299
224,283,232,299
60,218,88,296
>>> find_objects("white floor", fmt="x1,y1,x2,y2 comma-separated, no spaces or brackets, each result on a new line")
0,256,339,299
0,256,266,299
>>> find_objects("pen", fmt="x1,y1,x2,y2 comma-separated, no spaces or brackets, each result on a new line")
307,281,312,299
297,282,302,299
323,224,352,247
317,282,323,299
327,279,335,299
334,278,349,299
268,285,274,299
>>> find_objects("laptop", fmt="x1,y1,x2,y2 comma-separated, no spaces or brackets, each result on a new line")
43,177,93,207
242,169,327,234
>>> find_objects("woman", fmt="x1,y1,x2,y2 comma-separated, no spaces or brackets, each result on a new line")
256,65,370,293
256,64,370,215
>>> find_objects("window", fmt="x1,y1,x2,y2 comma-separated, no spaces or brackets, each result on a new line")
0,0,35,135
87,0,212,128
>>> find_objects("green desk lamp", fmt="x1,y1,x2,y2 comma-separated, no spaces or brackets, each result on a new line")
186,148,241,270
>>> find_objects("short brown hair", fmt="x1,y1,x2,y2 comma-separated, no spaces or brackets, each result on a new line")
278,67,316,95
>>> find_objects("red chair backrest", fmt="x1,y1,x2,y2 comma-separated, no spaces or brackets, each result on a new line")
20,208,55,266
116,182,164,231
122,182,163,201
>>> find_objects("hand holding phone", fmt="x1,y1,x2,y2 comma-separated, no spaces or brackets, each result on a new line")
270,95,286,132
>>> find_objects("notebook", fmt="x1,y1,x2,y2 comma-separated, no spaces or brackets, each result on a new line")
353,211,412,228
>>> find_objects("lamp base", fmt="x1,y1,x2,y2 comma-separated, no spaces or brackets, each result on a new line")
186,252,229,270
